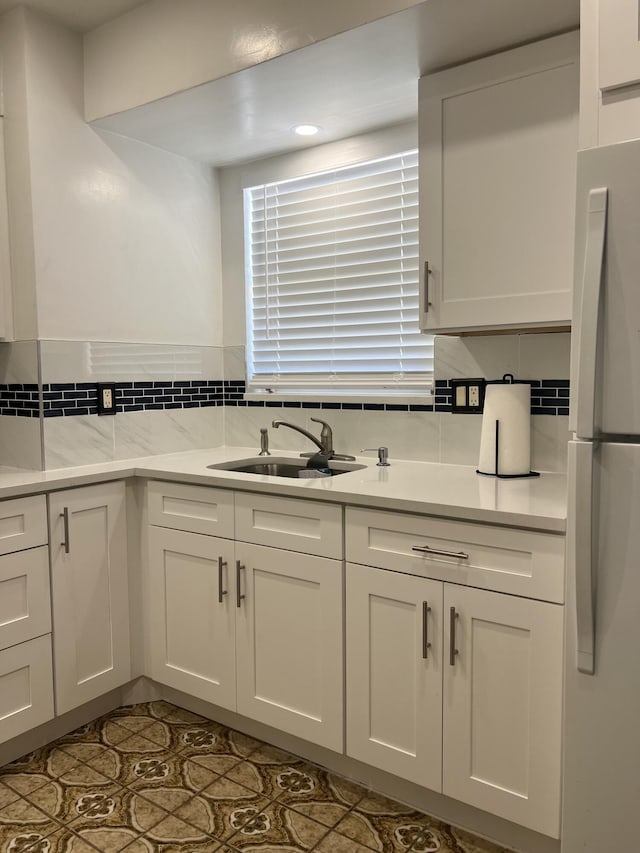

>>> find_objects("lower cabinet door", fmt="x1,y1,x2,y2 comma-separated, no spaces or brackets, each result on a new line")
235,543,343,751
148,527,236,709
49,482,131,715
0,635,54,744
346,563,443,790
442,585,563,838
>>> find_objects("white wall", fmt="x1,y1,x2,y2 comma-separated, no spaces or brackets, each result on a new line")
83,0,425,121
0,6,222,345
0,10,38,340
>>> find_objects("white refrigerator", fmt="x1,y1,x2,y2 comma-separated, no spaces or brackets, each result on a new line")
563,139,640,850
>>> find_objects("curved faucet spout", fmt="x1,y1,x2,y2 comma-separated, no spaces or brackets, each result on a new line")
271,420,324,453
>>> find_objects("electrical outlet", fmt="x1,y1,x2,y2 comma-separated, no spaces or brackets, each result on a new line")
97,382,117,416
451,378,486,414
468,385,481,408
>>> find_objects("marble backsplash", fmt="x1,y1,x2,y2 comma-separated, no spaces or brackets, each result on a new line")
0,334,571,472
39,340,226,469
0,340,42,470
223,334,571,472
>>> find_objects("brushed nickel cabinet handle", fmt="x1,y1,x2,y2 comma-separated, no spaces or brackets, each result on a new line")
60,508,70,554
218,556,228,604
449,606,459,666
422,601,431,659
412,545,469,560
424,260,432,312
236,561,245,608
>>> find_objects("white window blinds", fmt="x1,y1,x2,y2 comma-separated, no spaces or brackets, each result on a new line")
245,149,433,394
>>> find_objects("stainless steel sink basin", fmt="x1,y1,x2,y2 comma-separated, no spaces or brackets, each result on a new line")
207,457,366,478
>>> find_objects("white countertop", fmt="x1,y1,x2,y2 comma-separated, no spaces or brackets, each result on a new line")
0,447,567,532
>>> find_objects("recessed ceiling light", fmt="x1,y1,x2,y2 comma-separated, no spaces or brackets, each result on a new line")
293,124,321,136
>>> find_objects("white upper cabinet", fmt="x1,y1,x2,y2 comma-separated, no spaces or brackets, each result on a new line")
419,32,579,334
581,1,640,146
599,0,640,91
0,118,12,341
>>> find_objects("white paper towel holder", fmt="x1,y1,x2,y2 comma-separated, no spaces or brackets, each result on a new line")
476,374,540,480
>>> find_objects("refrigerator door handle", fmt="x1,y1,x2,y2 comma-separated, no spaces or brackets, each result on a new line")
570,187,608,439
569,441,597,674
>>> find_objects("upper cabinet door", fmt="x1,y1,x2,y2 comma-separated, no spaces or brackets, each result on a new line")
49,481,130,715
599,0,640,91
419,32,579,334
0,118,12,341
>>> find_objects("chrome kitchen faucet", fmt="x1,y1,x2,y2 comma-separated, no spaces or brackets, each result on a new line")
271,417,355,461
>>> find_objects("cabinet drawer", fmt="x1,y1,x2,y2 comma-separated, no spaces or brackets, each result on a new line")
0,547,51,651
346,508,564,603
235,493,343,558
147,481,234,537
0,495,47,555
0,635,54,744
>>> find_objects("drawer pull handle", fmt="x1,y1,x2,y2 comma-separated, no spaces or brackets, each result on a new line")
60,508,70,554
422,601,431,659
412,545,469,560
449,606,459,666
236,561,245,608
218,557,228,603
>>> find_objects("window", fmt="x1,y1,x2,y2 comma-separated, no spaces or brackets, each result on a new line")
244,149,433,396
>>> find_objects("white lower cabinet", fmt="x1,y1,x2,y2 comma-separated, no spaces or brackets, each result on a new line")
146,484,344,753
0,635,54,742
235,542,343,752
345,560,564,839
49,481,131,715
443,585,563,838
148,527,236,709
346,562,442,789
143,482,564,839
0,546,51,651
0,495,54,745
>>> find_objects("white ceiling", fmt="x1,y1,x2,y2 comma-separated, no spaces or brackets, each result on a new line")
93,0,580,167
0,0,146,31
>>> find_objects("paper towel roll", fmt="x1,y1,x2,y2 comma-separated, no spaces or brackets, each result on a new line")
478,380,531,476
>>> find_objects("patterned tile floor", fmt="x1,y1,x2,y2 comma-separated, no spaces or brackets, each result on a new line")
0,702,513,853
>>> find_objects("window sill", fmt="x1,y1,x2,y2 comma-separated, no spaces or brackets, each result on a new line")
243,392,435,407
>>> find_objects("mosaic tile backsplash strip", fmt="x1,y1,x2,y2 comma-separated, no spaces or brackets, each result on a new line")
41,381,236,418
0,384,40,418
0,700,513,853
1,379,571,418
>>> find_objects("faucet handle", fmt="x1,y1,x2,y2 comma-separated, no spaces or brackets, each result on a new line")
310,417,334,455
361,446,390,467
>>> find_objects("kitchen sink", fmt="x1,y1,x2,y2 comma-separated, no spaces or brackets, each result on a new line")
207,457,366,478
